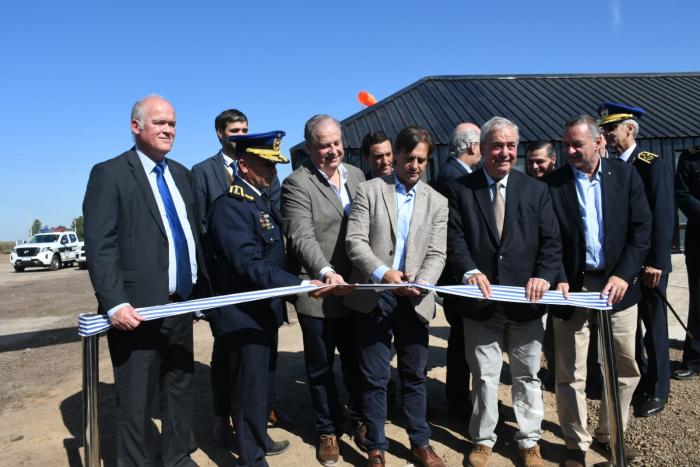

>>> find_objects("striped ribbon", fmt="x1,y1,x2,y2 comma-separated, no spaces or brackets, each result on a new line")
77,283,611,337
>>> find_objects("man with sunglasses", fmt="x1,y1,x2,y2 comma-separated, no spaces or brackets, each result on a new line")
598,102,675,418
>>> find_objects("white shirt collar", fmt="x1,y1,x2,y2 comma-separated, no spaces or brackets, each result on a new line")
484,170,509,188
618,143,637,162
314,162,347,184
239,177,262,197
452,156,473,174
135,147,163,173
221,151,235,167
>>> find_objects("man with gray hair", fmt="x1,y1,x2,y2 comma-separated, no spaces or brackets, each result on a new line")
83,95,208,466
282,114,366,465
434,122,481,418
436,122,481,185
443,116,561,467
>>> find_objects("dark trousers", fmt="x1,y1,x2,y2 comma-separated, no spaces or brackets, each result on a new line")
298,312,362,436
635,274,671,398
444,301,470,406
683,256,700,371
223,329,277,467
107,315,196,467
210,336,232,418
357,293,430,451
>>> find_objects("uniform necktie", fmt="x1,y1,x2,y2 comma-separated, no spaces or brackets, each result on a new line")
493,181,505,239
153,162,193,299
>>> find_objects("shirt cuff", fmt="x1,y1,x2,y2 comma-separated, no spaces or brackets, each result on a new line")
301,279,311,286
106,302,130,320
318,266,334,281
371,265,390,284
462,269,481,284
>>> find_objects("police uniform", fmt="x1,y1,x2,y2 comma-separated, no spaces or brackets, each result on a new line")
599,102,675,413
206,132,301,467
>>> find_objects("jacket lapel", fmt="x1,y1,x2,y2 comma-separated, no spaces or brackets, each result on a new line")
502,171,523,241
473,170,500,246
127,149,166,238
169,161,199,239
304,159,344,216
561,168,584,237
380,175,398,238
601,159,615,258
406,181,426,250
214,152,229,193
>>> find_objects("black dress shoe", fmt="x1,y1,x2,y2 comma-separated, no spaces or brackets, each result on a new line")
672,368,699,380
637,396,667,417
266,439,290,456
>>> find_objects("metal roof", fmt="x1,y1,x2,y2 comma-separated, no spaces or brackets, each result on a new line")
290,72,700,158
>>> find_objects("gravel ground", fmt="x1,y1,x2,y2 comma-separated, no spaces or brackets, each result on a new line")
1,253,699,466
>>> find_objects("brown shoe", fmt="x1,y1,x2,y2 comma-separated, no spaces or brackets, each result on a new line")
317,434,340,466
467,444,492,467
366,449,385,466
519,444,544,467
411,444,446,467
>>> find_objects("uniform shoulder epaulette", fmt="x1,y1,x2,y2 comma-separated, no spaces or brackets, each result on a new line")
228,184,255,201
637,151,659,165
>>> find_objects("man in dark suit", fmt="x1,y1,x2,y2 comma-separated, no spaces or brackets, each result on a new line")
282,115,366,465
207,131,324,467
434,122,481,416
599,102,675,417
436,122,481,185
83,95,207,466
443,116,561,467
361,130,394,180
547,115,651,466
674,145,700,379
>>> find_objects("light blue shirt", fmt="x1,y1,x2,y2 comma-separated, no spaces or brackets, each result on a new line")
371,175,418,283
453,156,473,174
572,162,605,270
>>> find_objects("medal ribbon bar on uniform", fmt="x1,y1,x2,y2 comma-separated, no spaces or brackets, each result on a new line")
77,283,611,337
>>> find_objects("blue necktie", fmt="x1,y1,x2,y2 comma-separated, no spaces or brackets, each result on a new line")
153,162,193,299
230,159,238,178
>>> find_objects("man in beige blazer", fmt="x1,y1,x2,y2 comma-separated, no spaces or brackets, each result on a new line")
281,114,366,466
345,126,448,467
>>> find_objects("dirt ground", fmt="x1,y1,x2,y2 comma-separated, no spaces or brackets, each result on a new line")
0,253,699,467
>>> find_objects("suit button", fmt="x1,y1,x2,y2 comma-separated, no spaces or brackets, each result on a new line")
499,255,503,260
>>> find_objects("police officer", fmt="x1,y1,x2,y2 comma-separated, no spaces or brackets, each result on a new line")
206,131,324,466
599,102,675,417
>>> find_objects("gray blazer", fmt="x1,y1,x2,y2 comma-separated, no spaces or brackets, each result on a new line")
344,175,448,322
282,158,365,318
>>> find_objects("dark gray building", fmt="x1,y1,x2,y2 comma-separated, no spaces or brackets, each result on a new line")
290,72,700,249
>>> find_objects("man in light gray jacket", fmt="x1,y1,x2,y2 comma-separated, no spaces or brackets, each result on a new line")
345,126,448,467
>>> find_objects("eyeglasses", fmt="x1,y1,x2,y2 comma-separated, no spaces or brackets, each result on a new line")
601,124,618,133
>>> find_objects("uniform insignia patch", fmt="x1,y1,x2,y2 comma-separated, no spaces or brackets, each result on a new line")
637,151,658,164
228,185,254,201
258,211,274,230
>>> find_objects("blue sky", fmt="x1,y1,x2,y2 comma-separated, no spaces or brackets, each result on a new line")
0,0,697,240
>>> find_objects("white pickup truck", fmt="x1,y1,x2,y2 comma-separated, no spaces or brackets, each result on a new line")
10,231,81,272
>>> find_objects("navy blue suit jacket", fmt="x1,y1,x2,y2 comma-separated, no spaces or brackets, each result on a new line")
619,146,674,272
546,159,652,318
444,168,562,321
436,157,471,187
676,147,700,259
206,177,300,339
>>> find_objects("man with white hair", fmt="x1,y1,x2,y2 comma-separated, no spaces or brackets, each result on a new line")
599,102,674,418
436,122,481,184
443,116,561,467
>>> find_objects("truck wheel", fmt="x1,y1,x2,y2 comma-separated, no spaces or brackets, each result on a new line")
14,265,24,272
49,254,61,271
78,262,87,270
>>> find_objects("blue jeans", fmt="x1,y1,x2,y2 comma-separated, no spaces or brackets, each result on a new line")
357,293,430,451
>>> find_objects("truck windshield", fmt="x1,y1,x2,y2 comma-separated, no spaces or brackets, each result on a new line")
29,234,60,243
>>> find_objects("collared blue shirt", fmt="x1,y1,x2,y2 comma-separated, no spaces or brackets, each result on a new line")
371,174,417,282
572,161,605,270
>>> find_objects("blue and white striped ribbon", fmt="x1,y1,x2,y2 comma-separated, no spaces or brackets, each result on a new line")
77,283,611,337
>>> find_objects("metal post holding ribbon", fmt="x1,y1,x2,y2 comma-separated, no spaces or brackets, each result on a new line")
82,330,100,467
77,283,623,467
595,309,628,467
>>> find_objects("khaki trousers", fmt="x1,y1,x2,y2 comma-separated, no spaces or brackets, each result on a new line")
553,274,640,451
